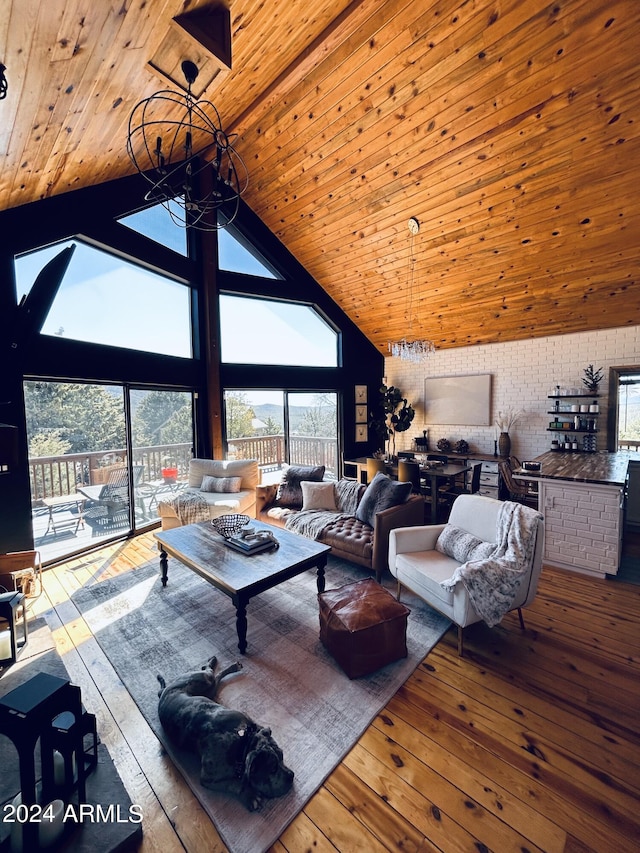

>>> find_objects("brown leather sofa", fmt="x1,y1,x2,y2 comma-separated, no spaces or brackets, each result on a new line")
256,480,424,582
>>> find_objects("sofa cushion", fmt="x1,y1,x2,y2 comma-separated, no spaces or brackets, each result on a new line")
301,481,337,511
435,524,495,563
201,475,242,493
319,517,373,562
395,550,460,608
355,472,412,527
275,464,325,508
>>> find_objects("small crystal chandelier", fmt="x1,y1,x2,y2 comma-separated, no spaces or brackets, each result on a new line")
126,60,248,230
388,217,435,362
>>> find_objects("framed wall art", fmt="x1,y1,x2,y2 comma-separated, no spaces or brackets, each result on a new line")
355,424,368,442
423,373,492,425
355,405,367,423
355,385,367,404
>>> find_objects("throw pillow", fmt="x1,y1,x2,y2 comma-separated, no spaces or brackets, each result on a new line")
275,464,325,508
355,472,412,527
200,475,242,494
435,525,495,563
301,481,337,512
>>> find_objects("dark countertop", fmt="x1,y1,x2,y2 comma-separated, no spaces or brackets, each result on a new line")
515,451,639,487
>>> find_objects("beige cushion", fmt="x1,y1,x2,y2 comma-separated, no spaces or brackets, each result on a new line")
201,475,242,493
301,481,337,511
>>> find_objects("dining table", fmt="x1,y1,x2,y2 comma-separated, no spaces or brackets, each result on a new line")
418,462,473,522
343,456,473,523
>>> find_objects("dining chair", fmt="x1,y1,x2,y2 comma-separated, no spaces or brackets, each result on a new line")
441,462,482,509
397,459,421,491
498,460,539,509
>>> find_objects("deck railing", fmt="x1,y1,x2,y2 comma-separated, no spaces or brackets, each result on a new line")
228,435,337,474
28,443,194,501
28,435,338,500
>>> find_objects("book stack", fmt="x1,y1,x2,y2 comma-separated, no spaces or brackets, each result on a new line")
224,530,279,555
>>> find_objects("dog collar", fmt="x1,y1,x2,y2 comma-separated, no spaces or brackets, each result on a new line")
233,721,258,778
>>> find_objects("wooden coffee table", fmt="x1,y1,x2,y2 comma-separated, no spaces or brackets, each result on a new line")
154,520,330,654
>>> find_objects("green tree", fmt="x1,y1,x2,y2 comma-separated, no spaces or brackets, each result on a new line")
24,381,125,454
620,415,640,441
160,405,193,444
131,390,190,445
296,394,337,437
225,393,255,438
28,430,71,459
263,416,282,434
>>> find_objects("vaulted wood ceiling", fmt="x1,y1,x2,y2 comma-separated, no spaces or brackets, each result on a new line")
2,0,639,352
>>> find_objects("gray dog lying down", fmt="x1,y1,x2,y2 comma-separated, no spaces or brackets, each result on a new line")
157,656,294,811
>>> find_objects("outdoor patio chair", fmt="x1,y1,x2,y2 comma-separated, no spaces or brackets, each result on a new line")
78,465,144,522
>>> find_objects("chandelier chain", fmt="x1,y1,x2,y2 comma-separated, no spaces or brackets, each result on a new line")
387,217,436,362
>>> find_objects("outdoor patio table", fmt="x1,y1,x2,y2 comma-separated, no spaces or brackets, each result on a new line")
40,494,85,536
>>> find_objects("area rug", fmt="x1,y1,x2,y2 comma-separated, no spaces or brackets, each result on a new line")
71,556,450,853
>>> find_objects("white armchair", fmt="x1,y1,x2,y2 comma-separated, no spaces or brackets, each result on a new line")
389,494,544,655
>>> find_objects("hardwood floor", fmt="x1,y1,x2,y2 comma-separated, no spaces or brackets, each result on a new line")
18,531,640,853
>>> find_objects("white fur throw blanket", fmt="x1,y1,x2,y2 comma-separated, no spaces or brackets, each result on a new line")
284,478,363,540
164,491,209,525
440,501,542,627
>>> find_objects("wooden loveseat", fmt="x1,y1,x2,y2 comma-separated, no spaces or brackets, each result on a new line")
256,467,424,582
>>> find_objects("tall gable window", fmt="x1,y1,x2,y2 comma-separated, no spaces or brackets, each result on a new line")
15,240,192,358
219,295,338,366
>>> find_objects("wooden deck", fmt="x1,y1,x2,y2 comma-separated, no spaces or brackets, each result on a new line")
18,531,640,853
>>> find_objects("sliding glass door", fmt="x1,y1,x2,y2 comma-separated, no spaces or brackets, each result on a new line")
130,389,194,526
24,380,194,563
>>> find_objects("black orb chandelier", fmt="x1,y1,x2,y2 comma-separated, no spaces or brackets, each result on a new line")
126,60,248,230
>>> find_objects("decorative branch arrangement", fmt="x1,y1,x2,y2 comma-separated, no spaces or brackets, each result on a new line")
494,407,524,433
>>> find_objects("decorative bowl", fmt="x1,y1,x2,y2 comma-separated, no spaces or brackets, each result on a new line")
210,514,251,539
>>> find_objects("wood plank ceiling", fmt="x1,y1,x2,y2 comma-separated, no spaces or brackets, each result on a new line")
1,0,639,352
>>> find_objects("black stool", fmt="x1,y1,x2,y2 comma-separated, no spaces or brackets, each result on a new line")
44,706,99,803
0,590,28,667
0,673,85,849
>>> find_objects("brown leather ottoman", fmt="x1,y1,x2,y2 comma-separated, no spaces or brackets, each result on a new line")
318,578,410,679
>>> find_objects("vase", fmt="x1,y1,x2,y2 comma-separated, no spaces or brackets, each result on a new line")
498,432,511,458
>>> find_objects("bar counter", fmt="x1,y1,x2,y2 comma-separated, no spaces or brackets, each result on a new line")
514,451,639,578
518,450,638,487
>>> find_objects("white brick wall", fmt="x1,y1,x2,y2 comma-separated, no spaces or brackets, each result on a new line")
540,481,623,576
385,324,640,461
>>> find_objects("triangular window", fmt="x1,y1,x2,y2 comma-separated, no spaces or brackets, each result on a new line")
119,202,188,256
218,223,282,279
